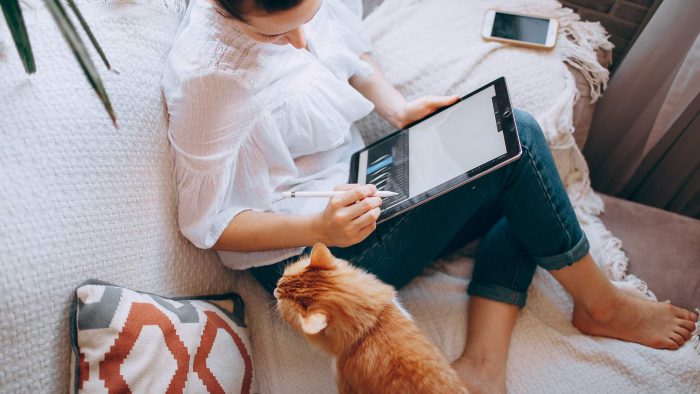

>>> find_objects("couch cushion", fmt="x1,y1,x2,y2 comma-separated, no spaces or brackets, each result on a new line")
71,280,253,393
600,194,700,310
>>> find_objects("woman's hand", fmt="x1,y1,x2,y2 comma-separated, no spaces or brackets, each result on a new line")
392,95,460,129
313,184,382,248
349,54,459,130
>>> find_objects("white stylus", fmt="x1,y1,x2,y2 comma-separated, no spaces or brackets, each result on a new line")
282,191,399,198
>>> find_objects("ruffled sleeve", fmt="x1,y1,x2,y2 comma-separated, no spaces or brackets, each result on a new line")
164,68,296,249
272,76,374,157
306,0,374,80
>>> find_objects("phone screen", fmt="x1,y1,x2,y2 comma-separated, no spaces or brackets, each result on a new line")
491,12,550,44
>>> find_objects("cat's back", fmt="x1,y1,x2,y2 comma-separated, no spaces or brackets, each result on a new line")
337,304,467,394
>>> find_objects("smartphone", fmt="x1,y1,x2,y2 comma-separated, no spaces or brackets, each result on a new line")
482,10,558,49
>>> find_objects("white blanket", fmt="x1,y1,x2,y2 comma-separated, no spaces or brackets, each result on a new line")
234,0,700,392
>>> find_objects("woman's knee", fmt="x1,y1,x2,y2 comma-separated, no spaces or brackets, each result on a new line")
513,109,547,153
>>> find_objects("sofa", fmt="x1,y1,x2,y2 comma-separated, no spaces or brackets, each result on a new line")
0,0,698,392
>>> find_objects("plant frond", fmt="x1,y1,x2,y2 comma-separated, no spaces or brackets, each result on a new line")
65,0,112,72
1,0,36,73
45,0,117,127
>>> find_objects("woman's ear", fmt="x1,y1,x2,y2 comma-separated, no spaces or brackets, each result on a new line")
308,243,335,270
299,311,327,334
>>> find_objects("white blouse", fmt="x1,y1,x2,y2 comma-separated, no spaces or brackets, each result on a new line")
162,0,375,269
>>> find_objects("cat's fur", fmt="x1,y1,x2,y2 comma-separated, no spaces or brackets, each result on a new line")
274,243,468,394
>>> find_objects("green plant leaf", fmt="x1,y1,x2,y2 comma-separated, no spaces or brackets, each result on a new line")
1,0,36,73
45,0,117,127
65,0,112,71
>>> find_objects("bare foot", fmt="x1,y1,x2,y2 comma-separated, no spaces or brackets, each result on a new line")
451,355,506,394
572,290,698,349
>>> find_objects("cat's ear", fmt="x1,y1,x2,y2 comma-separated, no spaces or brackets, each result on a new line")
308,243,336,270
299,311,328,334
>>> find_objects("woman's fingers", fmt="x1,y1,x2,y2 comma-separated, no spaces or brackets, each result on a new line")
321,184,382,247
353,207,381,229
356,220,378,241
431,95,459,109
346,197,382,219
421,95,459,110
333,183,361,191
332,184,377,207
408,95,459,120
399,95,459,127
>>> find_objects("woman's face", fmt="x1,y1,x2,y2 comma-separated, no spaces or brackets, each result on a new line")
233,0,322,49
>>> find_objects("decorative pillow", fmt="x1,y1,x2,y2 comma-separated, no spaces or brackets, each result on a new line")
70,280,254,393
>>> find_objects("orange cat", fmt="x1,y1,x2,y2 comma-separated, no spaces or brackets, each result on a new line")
274,243,468,394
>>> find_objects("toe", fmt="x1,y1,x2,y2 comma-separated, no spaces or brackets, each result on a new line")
651,336,671,349
677,318,696,332
663,337,680,349
674,326,692,341
673,307,695,321
669,333,685,348
663,337,681,350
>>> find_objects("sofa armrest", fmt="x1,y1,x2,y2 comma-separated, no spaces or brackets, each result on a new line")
600,194,700,310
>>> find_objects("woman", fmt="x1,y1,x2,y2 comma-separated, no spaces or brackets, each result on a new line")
162,0,697,392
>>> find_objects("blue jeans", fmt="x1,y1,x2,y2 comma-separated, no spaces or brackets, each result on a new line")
251,110,589,307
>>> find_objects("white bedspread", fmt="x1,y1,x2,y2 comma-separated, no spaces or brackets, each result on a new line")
234,1,700,392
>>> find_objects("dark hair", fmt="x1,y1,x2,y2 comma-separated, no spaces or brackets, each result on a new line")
215,0,304,21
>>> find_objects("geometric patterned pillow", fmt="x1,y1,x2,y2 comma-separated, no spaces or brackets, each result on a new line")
70,280,255,393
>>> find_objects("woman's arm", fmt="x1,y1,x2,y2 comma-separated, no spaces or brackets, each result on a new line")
350,54,458,128
213,210,319,252
213,184,382,252
213,56,454,253
349,54,408,128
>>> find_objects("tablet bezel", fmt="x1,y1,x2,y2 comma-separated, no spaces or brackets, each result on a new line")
349,77,522,223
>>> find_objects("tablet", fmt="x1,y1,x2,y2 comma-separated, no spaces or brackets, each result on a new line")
349,77,522,223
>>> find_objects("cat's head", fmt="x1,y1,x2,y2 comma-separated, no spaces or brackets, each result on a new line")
274,244,395,353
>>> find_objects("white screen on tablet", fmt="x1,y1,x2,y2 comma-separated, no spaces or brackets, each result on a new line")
407,85,506,197
356,84,511,213
353,78,521,222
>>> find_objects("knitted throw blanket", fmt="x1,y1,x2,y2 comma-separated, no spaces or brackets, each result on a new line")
233,0,700,392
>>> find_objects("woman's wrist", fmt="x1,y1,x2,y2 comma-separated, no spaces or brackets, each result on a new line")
349,54,410,129
307,213,330,246
385,107,407,129
381,100,408,129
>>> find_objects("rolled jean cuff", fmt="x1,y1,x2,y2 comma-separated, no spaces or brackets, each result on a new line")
467,281,528,308
532,233,590,270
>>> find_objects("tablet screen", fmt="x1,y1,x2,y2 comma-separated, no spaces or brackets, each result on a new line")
356,84,508,212
408,85,506,197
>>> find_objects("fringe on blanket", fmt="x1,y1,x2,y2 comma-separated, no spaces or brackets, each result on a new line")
554,7,614,103
692,308,700,355
504,2,614,105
